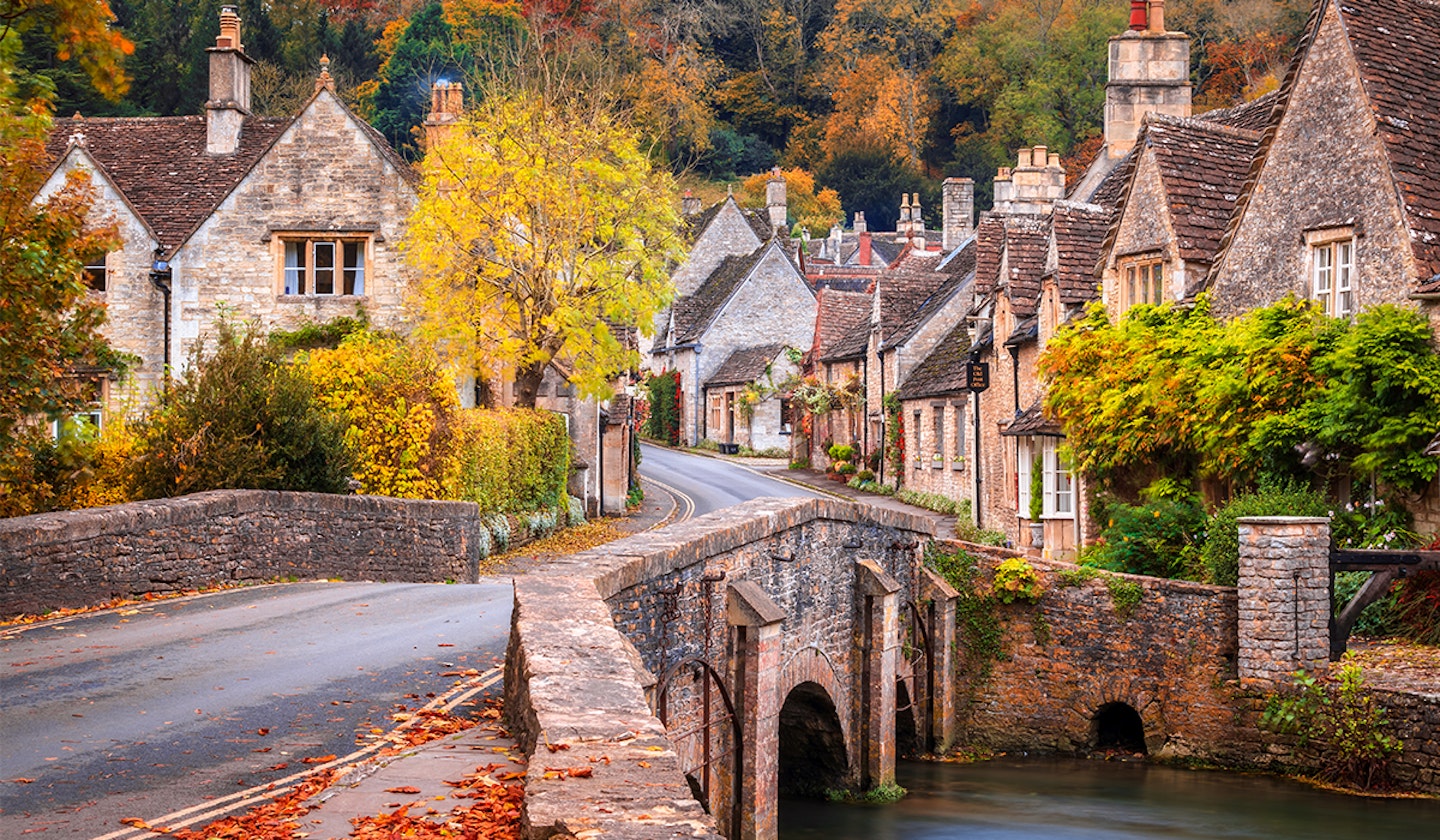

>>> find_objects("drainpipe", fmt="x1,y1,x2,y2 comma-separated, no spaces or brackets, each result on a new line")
148,253,173,385
692,345,702,446
877,346,887,484
973,388,983,528
597,404,605,517
861,352,869,467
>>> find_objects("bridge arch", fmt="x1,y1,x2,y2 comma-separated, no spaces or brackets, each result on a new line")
1068,683,1167,755
778,645,852,748
777,681,851,797
1093,702,1147,754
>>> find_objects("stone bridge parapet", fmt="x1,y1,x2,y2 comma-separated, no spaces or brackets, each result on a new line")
504,497,938,840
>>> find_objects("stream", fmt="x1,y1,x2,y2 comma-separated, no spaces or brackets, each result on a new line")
780,756,1440,838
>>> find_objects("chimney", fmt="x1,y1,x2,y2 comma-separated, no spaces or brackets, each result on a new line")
853,211,867,233
423,79,464,151
681,190,702,216
910,193,926,247
1104,0,1190,159
206,5,253,156
766,167,788,233
828,224,843,261
858,229,873,266
992,147,1065,215
942,177,974,250
896,193,913,242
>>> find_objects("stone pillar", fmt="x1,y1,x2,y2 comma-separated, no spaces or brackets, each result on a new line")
728,581,785,840
856,560,900,789
1236,517,1331,689
919,567,959,753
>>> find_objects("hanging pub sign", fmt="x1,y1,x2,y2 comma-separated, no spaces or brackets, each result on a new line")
965,361,990,392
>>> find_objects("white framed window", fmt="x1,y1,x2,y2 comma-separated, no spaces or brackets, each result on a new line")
952,402,966,470
1119,256,1165,310
1043,440,1074,518
1310,234,1354,318
912,409,923,467
281,236,367,296
1017,437,1034,517
932,404,946,467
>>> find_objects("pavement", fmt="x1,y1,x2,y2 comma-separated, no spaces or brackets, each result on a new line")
280,455,952,838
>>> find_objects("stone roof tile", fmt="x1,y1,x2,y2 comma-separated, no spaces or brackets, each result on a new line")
813,289,872,361
672,248,767,345
707,344,787,387
1146,115,1264,264
894,321,974,399
1051,202,1112,305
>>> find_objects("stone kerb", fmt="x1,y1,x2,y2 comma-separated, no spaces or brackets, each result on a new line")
1236,517,1331,690
0,490,486,618
504,497,934,840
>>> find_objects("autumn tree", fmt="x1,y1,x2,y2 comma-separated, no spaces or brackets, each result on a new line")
0,0,131,456
738,166,843,234
403,90,685,408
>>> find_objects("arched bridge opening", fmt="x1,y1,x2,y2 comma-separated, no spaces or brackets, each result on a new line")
1092,702,1147,755
778,681,850,798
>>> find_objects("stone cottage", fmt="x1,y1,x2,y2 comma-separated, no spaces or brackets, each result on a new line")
702,344,798,453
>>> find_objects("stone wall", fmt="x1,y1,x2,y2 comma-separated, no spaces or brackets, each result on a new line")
0,490,488,618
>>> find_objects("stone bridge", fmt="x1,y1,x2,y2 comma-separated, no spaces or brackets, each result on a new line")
505,497,948,839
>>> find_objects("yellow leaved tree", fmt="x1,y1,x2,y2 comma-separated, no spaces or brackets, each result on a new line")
403,91,685,408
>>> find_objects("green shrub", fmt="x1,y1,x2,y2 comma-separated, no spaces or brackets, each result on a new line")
1104,575,1144,617
828,443,855,463
453,409,570,513
992,557,1043,604
695,438,720,451
1086,486,1206,579
790,457,811,470
1202,479,1328,585
1028,455,1043,521
643,370,681,445
130,321,351,499
1260,664,1402,791
1331,497,1419,549
835,461,857,475
855,469,876,483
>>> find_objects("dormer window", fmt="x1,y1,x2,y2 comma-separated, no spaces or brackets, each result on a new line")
281,236,367,296
1307,228,1354,318
1119,255,1164,310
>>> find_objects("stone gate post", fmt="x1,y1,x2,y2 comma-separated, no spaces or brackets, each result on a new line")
728,580,785,840
1236,516,1330,689
856,560,900,789
919,567,959,753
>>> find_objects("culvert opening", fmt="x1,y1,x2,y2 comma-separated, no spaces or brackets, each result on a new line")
778,681,848,798
1093,702,1147,755
895,679,919,757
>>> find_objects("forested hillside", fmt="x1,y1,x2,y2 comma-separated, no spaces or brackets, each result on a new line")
22,0,1309,222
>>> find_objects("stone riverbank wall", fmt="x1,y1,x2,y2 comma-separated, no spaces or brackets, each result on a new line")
0,490,513,618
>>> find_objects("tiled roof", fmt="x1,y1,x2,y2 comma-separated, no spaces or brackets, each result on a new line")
1086,147,1138,209
894,321,974,399
813,289,872,361
1145,115,1263,264
671,247,767,344
888,239,977,346
1051,202,1111,305
972,214,1008,298
47,115,291,253
878,269,950,342
684,201,725,244
1001,399,1063,436
821,317,872,362
707,344,787,387
1000,215,1050,318
1195,90,1283,133
1340,0,1440,287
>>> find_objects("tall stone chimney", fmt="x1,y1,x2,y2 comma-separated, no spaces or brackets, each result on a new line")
992,147,1065,215
1104,0,1190,160
896,194,913,242
766,167,788,233
942,177,975,250
853,211,867,234
423,79,464,152
681,190,702,216
206,6,253,156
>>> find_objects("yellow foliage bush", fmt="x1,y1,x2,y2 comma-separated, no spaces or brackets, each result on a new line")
453,408,570,513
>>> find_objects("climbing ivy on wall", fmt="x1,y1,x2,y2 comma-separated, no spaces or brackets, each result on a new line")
643,370,682,445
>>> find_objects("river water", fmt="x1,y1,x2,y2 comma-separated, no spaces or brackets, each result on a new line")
779,757,1440,839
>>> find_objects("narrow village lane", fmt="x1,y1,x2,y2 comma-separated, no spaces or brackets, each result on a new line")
638,443,821,517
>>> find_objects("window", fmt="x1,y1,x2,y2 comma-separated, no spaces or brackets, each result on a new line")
1043,440,1073,518
82,251,108,291
912,410,922,467
1017,437,1034,517
708,393,723,435
932,404,945,467
51,377,104,437
779,397,793,435
952,402,966,470
1119,257,1164,310
1311,236,1354,317
282,237,366,296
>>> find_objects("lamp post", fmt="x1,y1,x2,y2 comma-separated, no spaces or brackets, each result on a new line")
148,251,172,385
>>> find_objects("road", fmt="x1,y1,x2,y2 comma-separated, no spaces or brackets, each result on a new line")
638,443,821,518
0,449,813,838
0,581,512,839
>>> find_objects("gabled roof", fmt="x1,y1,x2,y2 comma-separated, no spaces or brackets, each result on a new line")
1194,90,1283,133
1002,399,1063,437
812,289,872,361
894,321,973,400
671,247,769,345
1340,0,1440,286
972,215,1008,299
46,115,291,254
1143,114,1263,264
685,197,774,246
998,215,1050,318
821,316,873,363
887,239,977,347
1050,201,1111,305
878,269,950,345
707,344,787,387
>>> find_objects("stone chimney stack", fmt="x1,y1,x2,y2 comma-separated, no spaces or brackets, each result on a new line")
942,177,975,250
992,147,1066,215
828,224,843,261
681,190,702,216
896,194,913,242
766,167,788,233
910,193,927,247
1104,0,1190,160
423,79,464,152
853,211,867,234
206,6,253,156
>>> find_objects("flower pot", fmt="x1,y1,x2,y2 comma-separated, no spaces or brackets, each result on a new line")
1029,522,1044,549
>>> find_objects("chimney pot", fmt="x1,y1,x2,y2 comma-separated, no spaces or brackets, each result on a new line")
1032,145,1047,164
217,5,242,50
1147,0,1166,33
1048,152,1061,168
1017,148,1033,168
1129,0,1148,30
853,211,867,233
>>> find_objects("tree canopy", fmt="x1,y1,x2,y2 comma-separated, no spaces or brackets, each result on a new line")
403,90,684,407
